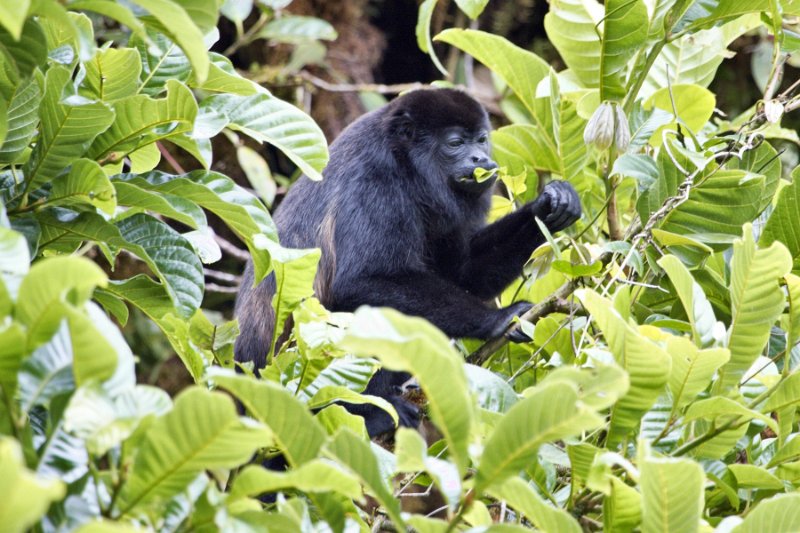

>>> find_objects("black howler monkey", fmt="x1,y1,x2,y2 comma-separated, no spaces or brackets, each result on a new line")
235,88,582,437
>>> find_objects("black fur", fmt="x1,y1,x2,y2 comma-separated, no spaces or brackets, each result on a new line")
235,88,581,437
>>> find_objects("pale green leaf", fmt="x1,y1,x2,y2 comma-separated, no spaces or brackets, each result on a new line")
763,373,800,413
0,0,30,40
664,335,729,410
488,477,582,533
130,29,192,96
50,159,116,215
600,0,649,101
231,461,362,500
257,16,338,43
728,464,784,490
544,0,603,89
416,0,447,76
761,167,800,272
115,387,272,515
658,254,719,347
640,456,704,533
80,47,142,101
732,493,800,532
66,1,147,41
0,71,40,164
0,226,29,275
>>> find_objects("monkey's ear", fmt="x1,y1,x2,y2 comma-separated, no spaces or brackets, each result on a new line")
388,110,415,141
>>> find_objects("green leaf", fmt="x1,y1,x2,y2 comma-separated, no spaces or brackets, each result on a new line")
50,159,116,215
340,307,474,475
640,456,704,533
488,477,582,533
112,170,277,283
475,381,603,493
189,52,260,96
664,335,729,410
169,0,220,33
763,373,800,413
762,167,800,272
87,79,197,162
0,73,41,164
577,289,671,445
80,47,142,101
17,322,74,413
206,92,328,181
210,370,327,467
684,396,778,436
231,461,362,500
785,273,800,359
416,0,447,76
16,255,107,348
116,213,204,319
604,477,642,533
0,0,30,40
130,29,192,96
257,16,338,43
308,386,397,427
600,0,649,101
113,180,206,229
0,438,65,532
728,141,781,217
394,428,461,509
543,0,603,89
732,493,800,532
326,429,404,529
22,65,114,192
658,255,719,347
0,18,47,77
454,0,489,19
0,226,29,275
464,364,518,412
727,464,784,490
115,387,272,516
719,226,792,390
66,1,147,41
644,84,715,145
434,29,550,115
128,0,209,82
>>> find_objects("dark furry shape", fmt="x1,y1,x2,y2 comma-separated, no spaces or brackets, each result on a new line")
235,88,582,437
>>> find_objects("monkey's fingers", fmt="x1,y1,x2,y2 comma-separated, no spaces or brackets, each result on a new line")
506,326,532,343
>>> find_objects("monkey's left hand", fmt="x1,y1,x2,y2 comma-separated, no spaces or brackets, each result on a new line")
531,181,582,233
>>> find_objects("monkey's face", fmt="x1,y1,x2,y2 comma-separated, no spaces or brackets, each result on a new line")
438,127,498,194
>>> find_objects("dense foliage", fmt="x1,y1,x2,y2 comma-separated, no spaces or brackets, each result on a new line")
3,0,800,531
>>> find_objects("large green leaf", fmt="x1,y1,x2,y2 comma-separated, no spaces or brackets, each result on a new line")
87,79,196,161
0,18,47,77
761,166,800,272
112,170,277,283
475,380,603,493
578,289,671,445
128,0,209,82
664,335,729,410
600,0,649,101
732,493,800,532
0,0,30,40
49,158,116,215
17,322,74,413
79,47,142,101
543,0,603,89
130,29,192,96
257,16,338,43
488,477,582,533
210,370,327,467
339,307,474,474
230,460,361,500
718,226,792,390
0,438,65,533
658,255,719,347
205,93,328,181
113,180,206,229
22,66,114,192
66,1,147,41
640,456,704,533
0,74,41,163
434,29,550,115
415,0,447,76
728,141,781,216
115,387,272,516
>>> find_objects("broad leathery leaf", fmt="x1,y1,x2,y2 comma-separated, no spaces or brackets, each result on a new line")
210,370,327,466
761,166,800,272
0,18,47,77
454,0,489,19
718,225,791,390
308,386,397,427
0,74,41,164
658,255,719,347
113,180,206,229
664,335,729,410
231,460,362,501
475,381,603,493
50,159,116,215
768,434,800,467
540,363,629,411
130,29,192,96
600,0,649,101
641,15,760,99
464,364,518,412
15,255,106,347
603,477,642,533
763,373,800,413
257,16,338,43
732,493,800,532
435,29,550,115
492,124,559,177
128,0,209,82
644,84,715,146
169,0,220,33
64,383,171,455
189,52,260,96
23,66,114,192
785,274,800,354
488,477,582,533
339,307,474,475
0,98,7,147
253,237,320,359
80,47,141,101
728,141,781,217
394,428,461,509
66,1,147,41
0,438,65,533
0,225,29,275
206,92,328,181
727,464,784,490
113,170,277,284
0,0,30,40
88,79,197,161
17,322,74,413
684,396,778,434
544,0,603,89
688,0,799,29
327,429,404,528
116,213,203,319
577,289,671,445
640,456,704,533
115,387,272,516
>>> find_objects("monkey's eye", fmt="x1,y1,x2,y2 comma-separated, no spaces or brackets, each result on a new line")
447,138,464,148
477,134,488,144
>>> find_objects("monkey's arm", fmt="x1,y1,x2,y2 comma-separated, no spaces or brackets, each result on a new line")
458,181,581,299
332,273,532,341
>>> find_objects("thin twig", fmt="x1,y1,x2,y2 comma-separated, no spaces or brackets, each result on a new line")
298,72,425,95
215,234,249,261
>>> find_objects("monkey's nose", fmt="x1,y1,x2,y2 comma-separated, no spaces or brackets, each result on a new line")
472,156,497,169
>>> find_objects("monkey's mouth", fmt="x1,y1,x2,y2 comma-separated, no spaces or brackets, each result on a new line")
453,169,497,193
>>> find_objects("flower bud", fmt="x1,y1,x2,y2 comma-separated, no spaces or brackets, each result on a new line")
613,103,631,152
764,99,784,123
584,101,615,151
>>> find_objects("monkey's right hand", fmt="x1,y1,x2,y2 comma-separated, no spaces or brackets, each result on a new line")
491,301,533,342
531,181,582,233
